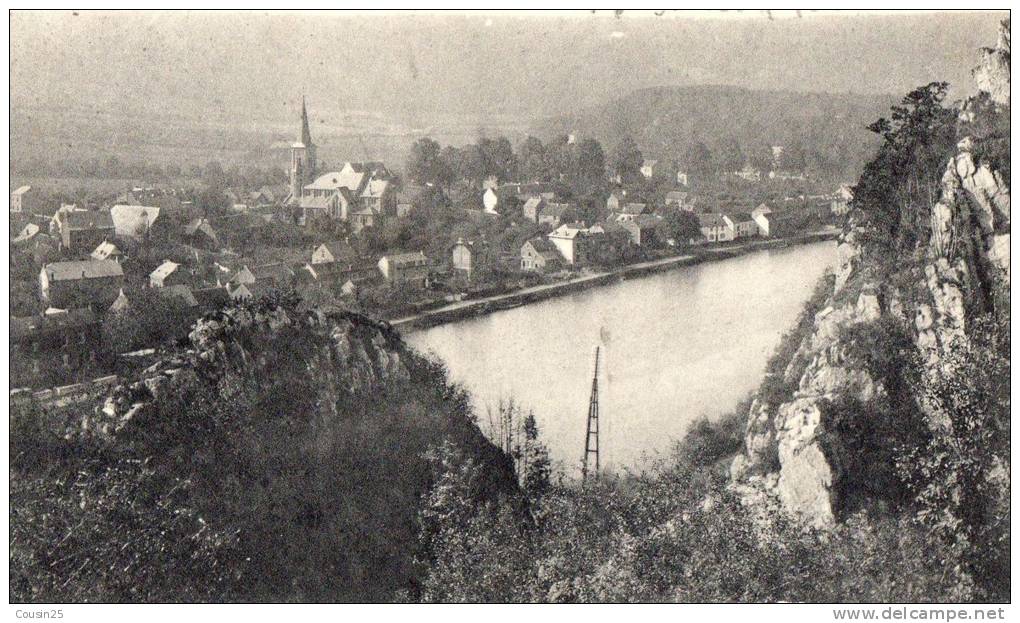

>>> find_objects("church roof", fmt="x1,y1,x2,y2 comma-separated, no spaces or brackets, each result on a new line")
299,97,314,148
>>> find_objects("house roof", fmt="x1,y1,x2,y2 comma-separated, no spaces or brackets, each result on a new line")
383,251,428,267
619,203,648,215
193,286,231,310
184,218,218,242
13,222,39,243
44,259,123,282
110,205,160,236
642,159,658,167
697,213,732,228
542,202,571,218
306,170,366,193
91,241,121,260
728,212,755,223
523,238,563,263
361,178,390,198
549,223,587,239
632,214,663,228
665,191,689,203
61,210,114,231
522,196,545,212
149,260,180,282
160,284,199,307
12,185,31,196
252,262,295,282
317,241,357,262
109,289,130,313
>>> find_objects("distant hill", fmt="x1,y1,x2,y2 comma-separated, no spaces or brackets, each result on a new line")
533,85,897,179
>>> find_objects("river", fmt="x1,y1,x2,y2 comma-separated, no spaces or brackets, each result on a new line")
404,241,837,475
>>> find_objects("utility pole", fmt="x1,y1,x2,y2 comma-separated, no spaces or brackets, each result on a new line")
582,346,600,483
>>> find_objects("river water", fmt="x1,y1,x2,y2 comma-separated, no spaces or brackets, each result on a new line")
405,241,837,475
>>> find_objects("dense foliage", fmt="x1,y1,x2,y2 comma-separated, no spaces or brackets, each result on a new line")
10,301,516,602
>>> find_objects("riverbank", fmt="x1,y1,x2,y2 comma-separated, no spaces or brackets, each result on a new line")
391,228,839,331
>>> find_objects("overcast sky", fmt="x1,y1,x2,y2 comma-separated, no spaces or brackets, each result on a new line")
10,10,1006,127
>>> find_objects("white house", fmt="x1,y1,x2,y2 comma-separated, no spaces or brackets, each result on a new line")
640,159,658,179
752,211,771,237
697,213,735,243
482,188,499,215
547,222,588,265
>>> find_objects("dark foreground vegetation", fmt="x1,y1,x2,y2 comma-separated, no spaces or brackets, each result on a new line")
9,78,1010,602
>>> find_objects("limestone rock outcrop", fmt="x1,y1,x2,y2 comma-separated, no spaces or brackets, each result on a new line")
731,20,1010,527
84,305,411,441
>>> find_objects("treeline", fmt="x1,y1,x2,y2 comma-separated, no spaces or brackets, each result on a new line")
11,155,289,188
406,135,608,191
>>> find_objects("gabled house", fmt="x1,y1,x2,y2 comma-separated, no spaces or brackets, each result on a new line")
12,222,40,245
621,215,663,247
110,205,163,240
727,212,759,239
378,252,429,289
54,209,116,252
522,196,546,223
606,189,630,213
251,262,295,286
149,260,191,288
752,211,771,237
664,191,696,212
311,241,356,265
451,238,474,275
831,184,853,216
482,188,499,215
697,213,736,243
547,222,590,265
538,202,571,227
40,259,124,309
520,238,563,273
640,160,658,179
612,203,649,223
91,240,123,262
11,185,35,213
184,218,219,249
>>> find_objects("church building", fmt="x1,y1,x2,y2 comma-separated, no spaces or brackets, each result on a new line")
286,100,396,233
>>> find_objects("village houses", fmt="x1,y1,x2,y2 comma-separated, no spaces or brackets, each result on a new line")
697,213,736,243
54,209,116,253
378,252,429,289
149,260,192,288
110,204,163,240
520,237,564,273
547,223,590,265
11,185,36,213
39,259,124,309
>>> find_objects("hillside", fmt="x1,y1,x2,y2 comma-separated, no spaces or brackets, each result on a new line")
10,299,517,602
417,21,1010,603
533,84,894,179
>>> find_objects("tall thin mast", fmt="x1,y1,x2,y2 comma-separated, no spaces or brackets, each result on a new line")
582,346,600,483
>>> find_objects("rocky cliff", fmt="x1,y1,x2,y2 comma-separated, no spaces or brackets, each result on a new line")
731,20,1010,528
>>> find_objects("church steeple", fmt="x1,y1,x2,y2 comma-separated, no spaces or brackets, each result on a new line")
299,96,313,148
290,97,317,206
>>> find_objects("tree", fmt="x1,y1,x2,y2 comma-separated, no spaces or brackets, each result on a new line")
853,82,957,255
781,140,807,172
610,136,643,185
747,142,774,173
663,209,702,245
680,139,713,176
407,138,449,188
715,136,744,173
518,136,547,182
478,137,517,183
574,138,606,187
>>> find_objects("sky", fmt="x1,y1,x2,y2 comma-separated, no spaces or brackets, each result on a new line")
10,10,1007,129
